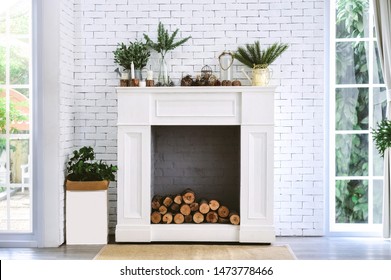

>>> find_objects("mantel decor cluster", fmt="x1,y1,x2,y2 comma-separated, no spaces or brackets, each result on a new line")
113,22,288,88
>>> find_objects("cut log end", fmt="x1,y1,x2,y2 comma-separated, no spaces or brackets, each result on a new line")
217,206,230,218
174,213,185,224
206,211,219,223
229,212,240,225
182,188,196,204
193,211,204,224
151,211,162,224
209,199,220,211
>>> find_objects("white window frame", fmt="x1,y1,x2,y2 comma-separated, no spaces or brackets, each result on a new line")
329,0,384,235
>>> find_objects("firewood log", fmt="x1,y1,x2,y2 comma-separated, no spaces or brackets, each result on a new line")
158,205,168,215
229,211,240,225
151,211,162,224
174,213,185,224
209,199,220,211
217,205,230,218
189,202,199,212
199,199,210,214
180,204,191,216
184,214,193,223
182,188,196,204
162,212,173,224
206,211,219,223
173,194,183,205
163,196,173,207
218,217,230,224
170,203,180,212
151,195,163,210
193,211,204,224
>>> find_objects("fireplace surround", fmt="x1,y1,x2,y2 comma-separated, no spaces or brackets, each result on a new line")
116,86,275,243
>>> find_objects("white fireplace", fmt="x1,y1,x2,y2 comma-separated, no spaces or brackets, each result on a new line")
116,86,275,243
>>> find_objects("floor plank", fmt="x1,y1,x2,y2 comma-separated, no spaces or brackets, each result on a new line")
0,236,390,260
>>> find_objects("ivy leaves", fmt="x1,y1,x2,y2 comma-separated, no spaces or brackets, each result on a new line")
67,146,118,182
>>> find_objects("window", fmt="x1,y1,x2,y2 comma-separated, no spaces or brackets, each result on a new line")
0,0,32,232
329,0,386,233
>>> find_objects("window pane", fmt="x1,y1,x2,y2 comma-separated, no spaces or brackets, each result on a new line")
336,41,369,84
373,180,383,224
336,0,369,38
0,135,7,230
0,87,6,133
9,1,30,35
335,179,368,223
374,43,384,84
0,8,5,34
10,39,29,85
373,87,387,127
9,88,29,134
0,46,5,84
10,139,29,184
10,185,30,231
336,134,368,176
335,87,368,130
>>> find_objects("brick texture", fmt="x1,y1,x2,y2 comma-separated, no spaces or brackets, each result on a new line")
60,0,325,236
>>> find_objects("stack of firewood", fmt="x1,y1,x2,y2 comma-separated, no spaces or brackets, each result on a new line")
150,188,240,225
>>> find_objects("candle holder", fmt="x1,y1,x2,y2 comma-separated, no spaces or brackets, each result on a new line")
132,79,140,87
146,80,154,87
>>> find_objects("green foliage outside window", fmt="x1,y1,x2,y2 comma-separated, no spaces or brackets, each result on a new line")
334,0,384,224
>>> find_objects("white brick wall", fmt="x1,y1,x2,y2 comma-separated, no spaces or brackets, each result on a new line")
59,0,76,243
68,0,324,236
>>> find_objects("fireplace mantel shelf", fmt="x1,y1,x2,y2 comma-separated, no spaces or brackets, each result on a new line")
116,86,275,243
116,85,276,94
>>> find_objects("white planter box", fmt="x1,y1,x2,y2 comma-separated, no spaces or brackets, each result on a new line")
66,190,108,244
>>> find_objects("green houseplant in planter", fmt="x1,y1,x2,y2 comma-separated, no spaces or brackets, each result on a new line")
234,41,288,86
65,146,118,191
65,146,118,244
113,40,151,79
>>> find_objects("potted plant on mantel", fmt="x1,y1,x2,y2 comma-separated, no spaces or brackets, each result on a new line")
234,41,289,86
113,39,151,80
144,21,191,86
65,146,117,191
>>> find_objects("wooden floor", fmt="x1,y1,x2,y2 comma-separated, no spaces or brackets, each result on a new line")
0,236,390,260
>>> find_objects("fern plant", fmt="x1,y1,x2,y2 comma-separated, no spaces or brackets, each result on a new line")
143,22,191,58
113,40,150,70
372,120,391,157
234,41,289,69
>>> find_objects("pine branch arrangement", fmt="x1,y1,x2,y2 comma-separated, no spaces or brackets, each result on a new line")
143,22,191,57
372,120,391,157
234,41,289,69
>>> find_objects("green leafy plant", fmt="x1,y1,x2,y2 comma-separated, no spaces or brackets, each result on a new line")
66,146,118,182
143,22,191,58
234,41,289,69
372,119,391,157
113,40,151,70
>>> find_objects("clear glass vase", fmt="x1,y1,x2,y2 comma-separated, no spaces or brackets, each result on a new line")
158,54,169,86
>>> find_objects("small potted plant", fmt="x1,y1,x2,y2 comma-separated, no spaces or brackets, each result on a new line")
113,40,151,79
65,146,117,191
234,41,288,86
144,22,191,86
